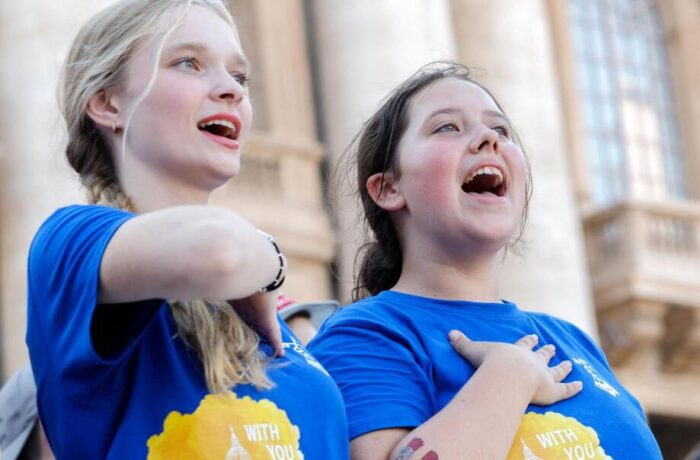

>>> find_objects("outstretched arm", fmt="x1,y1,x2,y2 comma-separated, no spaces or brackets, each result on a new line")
99,205,285,304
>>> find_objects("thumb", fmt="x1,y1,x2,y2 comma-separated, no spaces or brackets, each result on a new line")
448,329,470,345
266,318,285,358
448,330,474,358
449,330,485,367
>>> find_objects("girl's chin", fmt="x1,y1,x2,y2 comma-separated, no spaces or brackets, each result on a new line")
197,159,241,189
460,224,516,250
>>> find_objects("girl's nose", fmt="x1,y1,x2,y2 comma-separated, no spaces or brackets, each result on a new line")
211,71,245,104
468,126,500,154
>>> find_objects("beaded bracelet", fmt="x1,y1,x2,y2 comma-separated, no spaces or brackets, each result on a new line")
257,229,286,293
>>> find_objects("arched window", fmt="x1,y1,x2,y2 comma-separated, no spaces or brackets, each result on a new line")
569,0,689,205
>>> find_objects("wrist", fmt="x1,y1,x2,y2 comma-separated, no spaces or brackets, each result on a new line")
257,229,286,293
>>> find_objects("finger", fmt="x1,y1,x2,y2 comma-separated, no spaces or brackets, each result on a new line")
536,380,583,405
515,334,538,350
448,330,476,361
536,344,556,364
555,380,583,402
264,319,285,357
550,360,573,383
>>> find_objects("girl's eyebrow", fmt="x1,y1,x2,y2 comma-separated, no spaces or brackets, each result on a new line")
167,41,209,54
426,107,462,120
483,109,507,121
424,107,506,123
165,41,250,70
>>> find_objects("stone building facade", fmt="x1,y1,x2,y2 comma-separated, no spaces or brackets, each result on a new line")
0,0,698,456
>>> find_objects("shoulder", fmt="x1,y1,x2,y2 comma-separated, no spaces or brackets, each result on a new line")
31,205,133,255
309,292,424,363
32,205,131,245
314,293,414,340
28,204,136,296
323,295,390,325
42,204,129,222
37,204,132,232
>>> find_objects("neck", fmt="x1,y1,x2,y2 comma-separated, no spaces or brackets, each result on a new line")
393,243,503,302
120,165,211,213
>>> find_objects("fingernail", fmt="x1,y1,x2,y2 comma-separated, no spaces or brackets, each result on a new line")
561,360,571,368
574,381,583,390
448,330,463,343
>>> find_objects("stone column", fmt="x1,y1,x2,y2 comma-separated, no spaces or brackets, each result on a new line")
0,0,105,378
662,0,700,200
213,0,336,301
309,0,456,300
450,0,596,332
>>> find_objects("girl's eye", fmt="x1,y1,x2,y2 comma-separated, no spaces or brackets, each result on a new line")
232,73,250,87
494,125,510,138
176,57,200,71
435,122,459,133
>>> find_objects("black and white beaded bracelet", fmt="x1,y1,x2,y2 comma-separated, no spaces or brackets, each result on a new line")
257,229,286,293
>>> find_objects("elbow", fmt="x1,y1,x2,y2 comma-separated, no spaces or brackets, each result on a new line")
204,238,244,283
187,219,250,296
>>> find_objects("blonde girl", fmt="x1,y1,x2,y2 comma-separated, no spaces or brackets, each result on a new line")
26,1,347,458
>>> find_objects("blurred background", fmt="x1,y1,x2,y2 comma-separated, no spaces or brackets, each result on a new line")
1,0,698,457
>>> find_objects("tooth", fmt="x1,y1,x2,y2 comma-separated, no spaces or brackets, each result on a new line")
464,166,504,185
198,120,235,131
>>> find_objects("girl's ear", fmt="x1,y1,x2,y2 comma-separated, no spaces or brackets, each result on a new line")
86,89,122,132
366,172,406,211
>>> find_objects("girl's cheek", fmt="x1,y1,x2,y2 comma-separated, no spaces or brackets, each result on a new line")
421,182,452,207
414,156,455,204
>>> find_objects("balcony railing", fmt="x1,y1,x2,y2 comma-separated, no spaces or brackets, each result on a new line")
583,199,700,310
582,199,700,418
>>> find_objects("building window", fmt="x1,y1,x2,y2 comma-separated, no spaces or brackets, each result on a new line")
569,0,689,205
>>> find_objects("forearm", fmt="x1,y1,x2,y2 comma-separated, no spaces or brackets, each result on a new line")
389,360,536,460
99,205,285,303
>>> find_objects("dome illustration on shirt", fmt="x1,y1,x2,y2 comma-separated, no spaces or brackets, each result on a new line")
226,426,251,460
506,412,612,460
520,439,543,460
147,392,304,459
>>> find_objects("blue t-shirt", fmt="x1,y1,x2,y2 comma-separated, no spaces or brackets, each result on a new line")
27,205,349,460
309,290,662,459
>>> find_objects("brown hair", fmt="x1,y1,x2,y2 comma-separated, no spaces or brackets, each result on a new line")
350,61,532,300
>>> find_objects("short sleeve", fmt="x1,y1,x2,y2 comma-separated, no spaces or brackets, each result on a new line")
26,205,159,397
309,312,436,440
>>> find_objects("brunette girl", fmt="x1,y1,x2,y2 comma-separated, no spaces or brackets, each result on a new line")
309,62,661,459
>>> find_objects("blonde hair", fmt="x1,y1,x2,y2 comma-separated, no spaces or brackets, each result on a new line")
60,0,271,392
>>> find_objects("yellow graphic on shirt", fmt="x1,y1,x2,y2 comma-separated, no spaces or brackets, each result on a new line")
506,412,612,460
147,392,303,460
